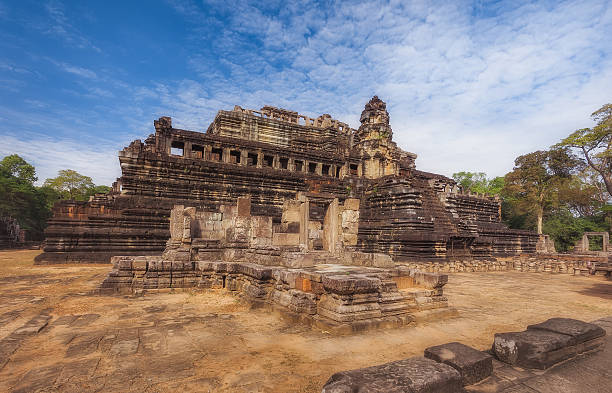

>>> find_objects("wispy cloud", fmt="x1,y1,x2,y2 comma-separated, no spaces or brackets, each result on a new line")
0,134,120,186
44,0,101,52
163,0,612,177
57,62,97,79
2,0,611,186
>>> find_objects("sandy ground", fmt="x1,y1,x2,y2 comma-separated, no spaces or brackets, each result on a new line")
0,249,611,393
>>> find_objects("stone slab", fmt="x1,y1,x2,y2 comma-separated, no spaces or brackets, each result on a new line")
493,330,575,370
321,356,462,393
424,342,493,385
526,318,606,344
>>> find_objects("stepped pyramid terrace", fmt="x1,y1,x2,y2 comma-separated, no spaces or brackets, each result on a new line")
36,96,539,265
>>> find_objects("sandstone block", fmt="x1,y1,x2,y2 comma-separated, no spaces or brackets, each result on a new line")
424,342,492,386
342,233,358,246
282,209,301,223
236,196,251,217
411,271,448,289
526,318,606,344
343,198,360,210
322,356,462,393
273,233,300,246
321,275,381,295
493,329,575,369
132,259,147,271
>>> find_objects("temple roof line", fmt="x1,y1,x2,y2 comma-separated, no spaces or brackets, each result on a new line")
231,105,354,133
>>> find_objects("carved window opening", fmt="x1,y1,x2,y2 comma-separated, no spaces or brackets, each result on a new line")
170,141,184,156
229,150,241,164
350,164,358,176
247,153,258,166
335,166,341,178
211,147,223,161
308,162,317,174
263,155,274,167
279,157,289,170
294,160,303,172
192,144,204,159
322,164,330,176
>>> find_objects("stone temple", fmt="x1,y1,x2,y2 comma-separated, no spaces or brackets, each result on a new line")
36,96,538,265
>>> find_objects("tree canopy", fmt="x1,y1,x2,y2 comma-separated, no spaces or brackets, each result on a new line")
503,148,580,234
0,156,111,240
557,103,612,198
43,169,96,201
0,155,50,239
452,171,504,195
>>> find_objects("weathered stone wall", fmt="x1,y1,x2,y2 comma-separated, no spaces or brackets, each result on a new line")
397,253,607,276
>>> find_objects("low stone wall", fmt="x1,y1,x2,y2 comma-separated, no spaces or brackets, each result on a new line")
399,253,608,276
321,317,607,392
100,256,450,333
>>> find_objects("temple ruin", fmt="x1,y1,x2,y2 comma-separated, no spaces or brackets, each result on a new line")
36,96,539,264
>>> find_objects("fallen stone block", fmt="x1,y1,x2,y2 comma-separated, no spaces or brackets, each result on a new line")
493,329,575,369
424,342,493,386
321,356,462,393
527,317,606,344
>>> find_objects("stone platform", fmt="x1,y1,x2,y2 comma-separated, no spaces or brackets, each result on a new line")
101,258,450,333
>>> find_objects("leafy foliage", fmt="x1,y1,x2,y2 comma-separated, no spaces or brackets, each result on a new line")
43,169,96,201
502,148,580,234
0,155,51,239
542,208,608,252
0,156,111,240
557,103,612,198
452,171,504,195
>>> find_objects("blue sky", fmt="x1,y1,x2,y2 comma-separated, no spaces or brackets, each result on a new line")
1,0,611,185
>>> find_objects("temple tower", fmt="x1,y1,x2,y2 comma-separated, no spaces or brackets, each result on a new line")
354,96,400,179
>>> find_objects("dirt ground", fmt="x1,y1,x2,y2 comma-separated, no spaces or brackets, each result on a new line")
1,249,611,393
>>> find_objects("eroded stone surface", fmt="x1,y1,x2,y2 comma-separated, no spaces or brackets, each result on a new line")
424,342,493,385
321,356,462,393
526,318,606,343
493,318,607,370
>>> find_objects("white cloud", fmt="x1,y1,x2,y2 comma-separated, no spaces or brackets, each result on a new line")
59,63,97,79
161,0,612,178
0,134,121,186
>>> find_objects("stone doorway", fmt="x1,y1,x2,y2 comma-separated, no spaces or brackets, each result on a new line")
306,196,338,253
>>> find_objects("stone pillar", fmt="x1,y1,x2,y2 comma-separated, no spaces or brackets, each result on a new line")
298,193,309,250
323,199,339,254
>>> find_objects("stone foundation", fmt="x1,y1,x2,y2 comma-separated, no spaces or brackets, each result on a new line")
101,257,449,333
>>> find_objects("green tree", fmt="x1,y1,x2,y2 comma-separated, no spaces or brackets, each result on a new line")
43,169,96,201
557,103,612,198
452,171,505,195
0,155,51,239
0,154,37,183
503,148,580,234
542,208,608,252
84,185,111,199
